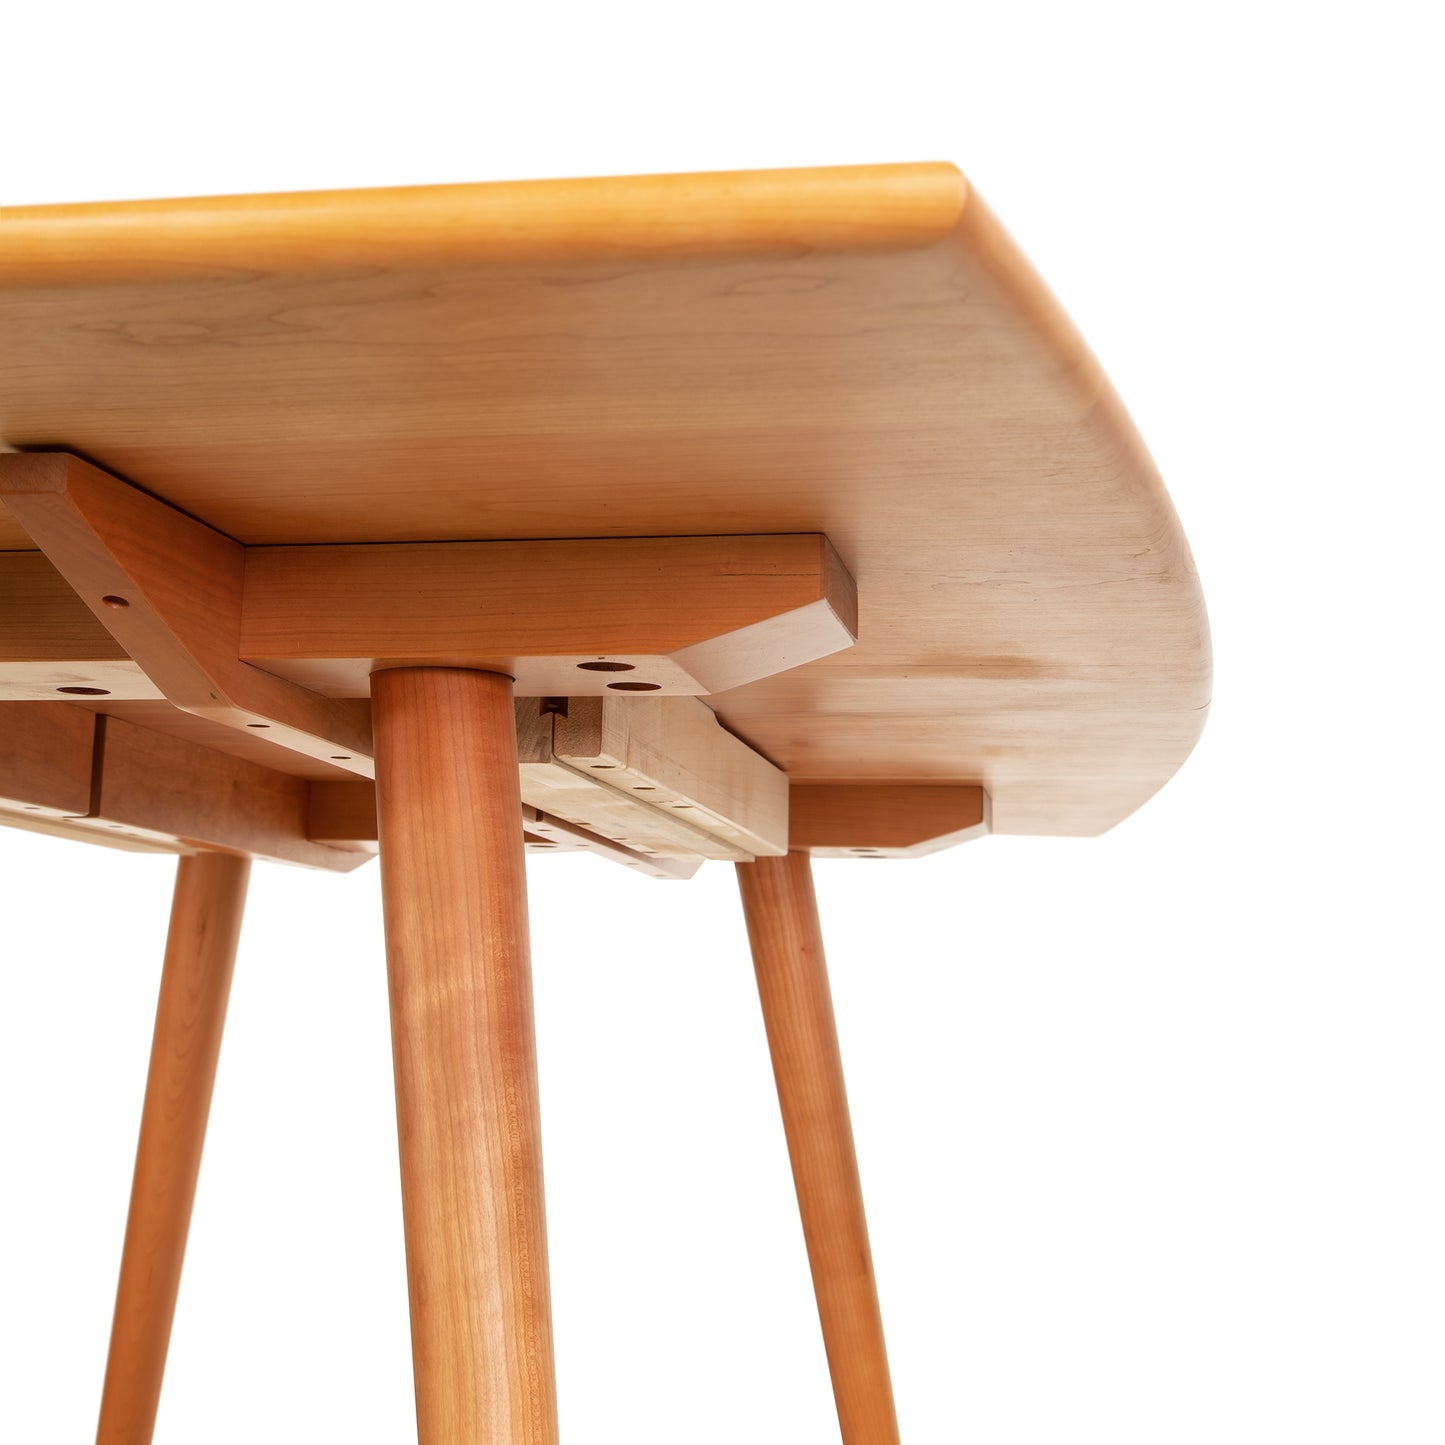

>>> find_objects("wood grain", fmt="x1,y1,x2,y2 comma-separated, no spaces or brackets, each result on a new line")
521,806,701,881
737,852,900,1445
0,163,962,283
305,778,700,879
0,452,373,774
96,851,250,1445
0,703,367,868
241,533,856,696
87,714,371,870
553,695,788,857
372,668,558,1445
0,702,368,868
0,551,158,698
0,163,1209,838
0,699,94,817
789,783,990,857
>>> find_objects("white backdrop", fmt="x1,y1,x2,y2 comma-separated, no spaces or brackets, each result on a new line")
2,2,1440,1440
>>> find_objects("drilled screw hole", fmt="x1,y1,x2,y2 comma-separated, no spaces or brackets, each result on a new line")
633,785,657,791
56,685,110,696
100,595,130,609
246,722,271,728
577,660,634,673
330,755,351,761
607,681,662,692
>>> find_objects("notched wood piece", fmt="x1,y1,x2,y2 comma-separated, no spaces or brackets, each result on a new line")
307,780,702,878
305,779,699,880
553,695,788,857
0,452,373,775
242,533,857,696
521,807,701,881
789,783,990,857
73,714,371,871
309,698,751,873
517,699,752,860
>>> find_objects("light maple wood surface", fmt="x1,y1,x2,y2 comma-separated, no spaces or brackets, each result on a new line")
0,163,1209,838
96,851,250,1445
372,668,558,1445
737,852,900,1444
552,695,789,857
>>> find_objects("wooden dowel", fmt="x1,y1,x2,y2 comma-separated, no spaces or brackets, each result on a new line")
372,667,558,1445
96,850,251,1445
736,851,901,1445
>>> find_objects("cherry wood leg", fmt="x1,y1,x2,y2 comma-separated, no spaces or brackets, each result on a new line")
372,667,559,1445
736,851,901,1445
96,851,251,1445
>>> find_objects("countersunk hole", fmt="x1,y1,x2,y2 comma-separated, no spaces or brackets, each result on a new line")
577,660,634,673
329,755,352,761
246,722,271,728
100,595,130,610
607,681,662,692
56,685,109,696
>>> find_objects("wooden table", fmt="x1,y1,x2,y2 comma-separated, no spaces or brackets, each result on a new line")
0,163,1210,1444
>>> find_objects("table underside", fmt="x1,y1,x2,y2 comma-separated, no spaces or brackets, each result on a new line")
0,163,1210,837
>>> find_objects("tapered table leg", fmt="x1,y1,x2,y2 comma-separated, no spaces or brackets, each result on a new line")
737,852,901,1445
372,667,559,1445
96,850,251,1445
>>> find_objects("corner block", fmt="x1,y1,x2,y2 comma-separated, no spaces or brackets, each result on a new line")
788,784,991,857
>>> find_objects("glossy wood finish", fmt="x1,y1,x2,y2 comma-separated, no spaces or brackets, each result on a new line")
372,668,558,1445
97,852,250,1445
736,852,899,1445
0,163,1210,838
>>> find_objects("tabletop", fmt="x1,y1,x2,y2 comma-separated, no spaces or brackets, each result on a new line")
0,163,1209,838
